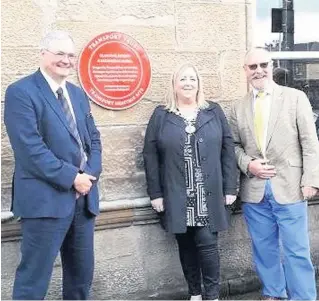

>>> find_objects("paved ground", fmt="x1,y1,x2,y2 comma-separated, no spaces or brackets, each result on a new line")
223,281,319,300
223,290,263,300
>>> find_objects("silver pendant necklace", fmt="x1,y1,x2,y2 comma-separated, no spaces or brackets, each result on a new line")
175,108,199,135
185,123,196,134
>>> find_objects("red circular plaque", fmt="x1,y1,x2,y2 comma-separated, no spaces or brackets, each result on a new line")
78,32,151,110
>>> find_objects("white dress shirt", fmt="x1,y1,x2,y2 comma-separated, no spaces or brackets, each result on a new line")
40,68,76,122
40,68,87,162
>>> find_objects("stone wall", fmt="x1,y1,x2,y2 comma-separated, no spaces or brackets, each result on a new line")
0,213,259,300
1,0,252,210
1,0,262,299
2,205,319,300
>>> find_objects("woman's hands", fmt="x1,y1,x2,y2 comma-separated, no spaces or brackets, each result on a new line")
151,197,165,212
151,195,237,211
225,195,237,205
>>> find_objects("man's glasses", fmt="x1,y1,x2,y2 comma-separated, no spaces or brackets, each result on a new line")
45,49,76,61
247,61,271,71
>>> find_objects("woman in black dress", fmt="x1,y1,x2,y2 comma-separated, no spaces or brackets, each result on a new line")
143,63,237,300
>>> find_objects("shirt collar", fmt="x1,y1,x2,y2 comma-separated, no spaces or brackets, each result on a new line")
40,68,66,95
252,87,271,99
252,81,275,98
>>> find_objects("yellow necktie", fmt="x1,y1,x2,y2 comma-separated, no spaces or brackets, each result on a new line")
254,91,265,153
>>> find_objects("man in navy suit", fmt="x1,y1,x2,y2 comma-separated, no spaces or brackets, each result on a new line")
4,31,102,300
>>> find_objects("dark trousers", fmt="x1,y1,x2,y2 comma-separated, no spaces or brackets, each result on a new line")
12,196,95,300
175,227,219,300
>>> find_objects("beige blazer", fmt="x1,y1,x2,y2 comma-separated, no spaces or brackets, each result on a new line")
229,83,319,204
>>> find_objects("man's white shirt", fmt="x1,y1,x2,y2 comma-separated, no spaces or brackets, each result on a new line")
40,68,76,122
40,68,87,162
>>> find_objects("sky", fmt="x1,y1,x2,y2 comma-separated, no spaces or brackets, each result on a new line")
255,0,319,46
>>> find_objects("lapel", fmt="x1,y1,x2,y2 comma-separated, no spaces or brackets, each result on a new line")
197,103,217,131
244,90,255,136
34,70,78,142
66,83,86,144
265,83,284,149
66,82,82,125
166,111,185,130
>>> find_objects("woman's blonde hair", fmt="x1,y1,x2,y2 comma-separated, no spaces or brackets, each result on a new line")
165,62,208,112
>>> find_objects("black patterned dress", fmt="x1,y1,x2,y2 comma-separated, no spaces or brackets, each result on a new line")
184,133,209,226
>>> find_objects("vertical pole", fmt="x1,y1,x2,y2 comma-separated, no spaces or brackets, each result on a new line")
281,0,294,86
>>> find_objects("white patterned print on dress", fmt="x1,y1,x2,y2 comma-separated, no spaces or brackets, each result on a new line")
185,157,194,194
187,207,195,226
184,132,209,226
197,183,208,215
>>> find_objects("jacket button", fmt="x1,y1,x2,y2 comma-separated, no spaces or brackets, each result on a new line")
199,138,203,143
207,192,212,196
202,157,206,161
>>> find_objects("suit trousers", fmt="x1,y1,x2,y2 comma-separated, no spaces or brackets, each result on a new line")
243,181,316,300
175,226,219,300
12,196,95,300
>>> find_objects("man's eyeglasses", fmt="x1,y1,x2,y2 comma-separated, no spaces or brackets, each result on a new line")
45,49,76,61
247,61,271,71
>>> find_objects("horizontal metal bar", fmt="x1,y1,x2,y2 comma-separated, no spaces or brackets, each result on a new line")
270,51,319,60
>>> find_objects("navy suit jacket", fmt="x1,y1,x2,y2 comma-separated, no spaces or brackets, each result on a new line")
4,70,102,218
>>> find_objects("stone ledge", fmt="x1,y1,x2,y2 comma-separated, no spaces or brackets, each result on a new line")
140,274,261,299
1,211,15,222
1,197,151,222
1,197,159,242
2,197,319,242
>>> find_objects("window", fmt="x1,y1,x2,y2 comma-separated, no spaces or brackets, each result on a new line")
255,1,319,132
255,0,319,52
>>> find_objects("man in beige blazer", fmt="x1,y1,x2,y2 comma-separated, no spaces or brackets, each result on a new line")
229,47,319,300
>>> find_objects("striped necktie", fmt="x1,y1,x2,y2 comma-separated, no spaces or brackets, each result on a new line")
254,91,266,154
57,87,86,170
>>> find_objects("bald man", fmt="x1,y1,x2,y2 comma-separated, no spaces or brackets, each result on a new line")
229,48,319,300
